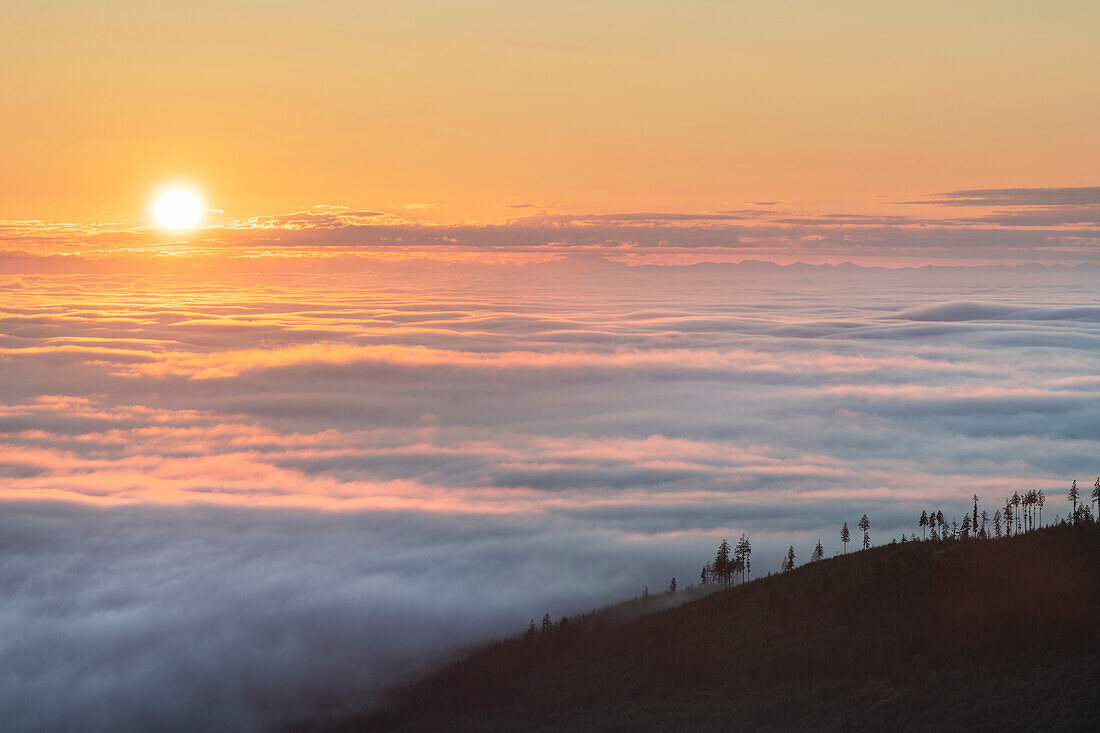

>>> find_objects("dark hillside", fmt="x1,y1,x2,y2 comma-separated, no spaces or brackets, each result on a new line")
327,525,1100,732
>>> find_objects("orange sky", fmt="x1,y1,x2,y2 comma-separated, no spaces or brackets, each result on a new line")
3,0,1098,228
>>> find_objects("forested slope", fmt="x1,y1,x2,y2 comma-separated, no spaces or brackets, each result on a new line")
321,524,1100,732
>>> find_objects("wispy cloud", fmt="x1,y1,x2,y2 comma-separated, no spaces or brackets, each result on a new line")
3,185,1100,268
907,186,1100,207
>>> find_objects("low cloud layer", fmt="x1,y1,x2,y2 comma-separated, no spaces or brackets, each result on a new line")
2,186,1099,267
2,263,1098,730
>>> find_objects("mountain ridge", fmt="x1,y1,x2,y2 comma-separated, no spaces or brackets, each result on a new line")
308,522,1100,732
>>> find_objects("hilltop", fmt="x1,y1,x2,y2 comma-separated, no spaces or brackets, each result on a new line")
317,524,1100,732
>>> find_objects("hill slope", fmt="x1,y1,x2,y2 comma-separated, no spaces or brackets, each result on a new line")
328,525,1100,732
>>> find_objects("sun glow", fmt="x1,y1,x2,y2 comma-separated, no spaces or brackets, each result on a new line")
154,189,204,230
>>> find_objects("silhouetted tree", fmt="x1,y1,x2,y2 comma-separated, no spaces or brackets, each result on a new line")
919,510,928,540
1038,489,1046,528
735,533,752,584
542,613,553,634
525,619,537,644
972,494,979,533
1069,480,1080,523
700,564,709,585
812,539,824,561
731,556,745,585
841,522,851,553
960,513,971,539
783,545,796,572
559,616,569,632
980,509,989,539
1003,500,1013,537
993,509,1002,538
858,514,871,549
936,511,946,539
714,539,732,588
929,526,939,541
1093,477,1100,515
1012,491,1021,533
1071,502,1094,525
669,577,677,593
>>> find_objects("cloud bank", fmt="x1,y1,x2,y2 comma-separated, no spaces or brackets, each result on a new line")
2,186,1099,267
2,262,1098,730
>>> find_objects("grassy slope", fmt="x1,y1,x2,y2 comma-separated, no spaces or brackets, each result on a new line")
330,524,1100,732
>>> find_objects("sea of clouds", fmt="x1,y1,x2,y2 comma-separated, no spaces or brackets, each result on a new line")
1,261,1098,730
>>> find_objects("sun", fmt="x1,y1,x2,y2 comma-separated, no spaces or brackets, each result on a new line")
154,188,204,230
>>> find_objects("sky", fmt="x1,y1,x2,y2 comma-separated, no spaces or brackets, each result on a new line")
2,1,1099,264
2,2,1099,731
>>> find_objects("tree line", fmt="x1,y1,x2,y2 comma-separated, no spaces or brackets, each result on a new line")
916,479,1098,544
704,477,1100,582
527,477,1099,639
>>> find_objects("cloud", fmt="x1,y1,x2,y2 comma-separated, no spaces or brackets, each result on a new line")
1,266,1098,729
3,184,1100,268
909,186,1100,207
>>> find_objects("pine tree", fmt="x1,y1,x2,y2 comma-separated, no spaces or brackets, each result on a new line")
525,619,537,644
993,509,1002,538
919,510,928,540
714,539,732,588
812,539,824,561
1003,500,1013,537
972,494,979,534
669,577,677,593
841,522,851,553
700,564,709,585
936,511,946,539
858,513,871,549
980,509,989,539
542,613,553,634
960,513,971,539
1069,480,1080,523
1012,491,1021,533
1038,489,1046,528
1093,477,1100,515
783,545,796,572
734,533,752,584
743,536,752,581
